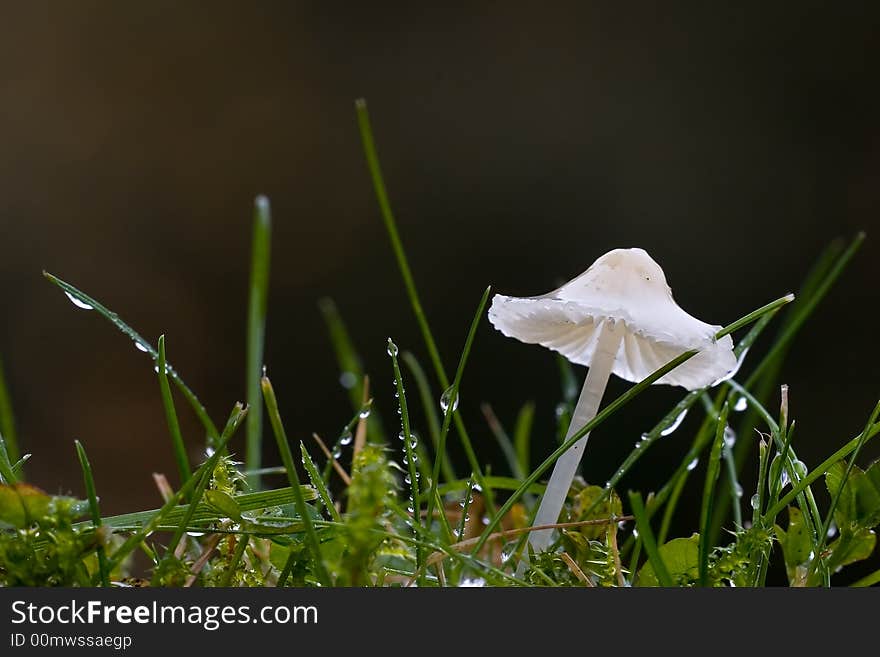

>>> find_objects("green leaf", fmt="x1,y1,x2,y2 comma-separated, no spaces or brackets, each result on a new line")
825,460,880,530
204,490,242,522
826,528,876,574
774,506,812,584
637,535,700,587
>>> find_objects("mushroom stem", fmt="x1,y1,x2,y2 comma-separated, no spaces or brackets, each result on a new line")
519,320,623,572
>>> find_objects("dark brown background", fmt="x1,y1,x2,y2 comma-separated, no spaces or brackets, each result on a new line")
1,3,878,581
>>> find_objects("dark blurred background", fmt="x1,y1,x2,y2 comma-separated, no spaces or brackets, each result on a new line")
1,3,878,582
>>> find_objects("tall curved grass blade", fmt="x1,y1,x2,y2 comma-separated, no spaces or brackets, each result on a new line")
355,99,491,512
157,336,191,486
246,196,272,490
43,272,220,443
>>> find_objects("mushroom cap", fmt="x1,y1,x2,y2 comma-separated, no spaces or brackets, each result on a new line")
488,247,737,390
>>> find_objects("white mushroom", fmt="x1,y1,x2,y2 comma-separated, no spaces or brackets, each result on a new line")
488,247,737,563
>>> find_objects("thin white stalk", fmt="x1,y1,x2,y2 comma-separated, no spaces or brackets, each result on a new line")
518,320,622,575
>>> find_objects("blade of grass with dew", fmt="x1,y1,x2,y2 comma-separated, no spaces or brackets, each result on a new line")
584,295,789,524
764,418,880,522
425,286,492,531
402,351,454,482
0,354,19,466
631,306,786,546
355,98,493,513
246,195,272,490
319,297,385,443
301,442,342,523
699,402,729,586
388,338,424,580
74,440,110,587
261,374,331,586
157,335,191,486
474,293,794,555
43,272,220,443
726,380,822,537
105,408,243,575
320,403,370,483
628,491,672,587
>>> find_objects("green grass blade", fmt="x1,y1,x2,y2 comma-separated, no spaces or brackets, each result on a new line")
160,404,248,572
0,432,16,484
43,272,220,443
402,351,452,481
246,195,272,490
157,335,191,486
106,408,243,574
388,339,424,578
481,403,524,480
628,490,672,587
355,98,491,512
425,286,492,529
74,440,110,587
301,441,342,523
851,568,880,588
699,403,729,586
0,354,19,465
763,419,880,522
261,375,331,586
220,534,250,587
513,401,536,478
475,293,793,555
70,485,318,535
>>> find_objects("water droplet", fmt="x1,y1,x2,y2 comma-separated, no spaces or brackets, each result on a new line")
64,291,94,310
398,431,405,441
386,339,399,357
339,429,353,446
440,386,459,415
332,445,342,458
339,371,357,389
827,522,837,538
134,341,149,353
634,441,643,449
733,396,748,412
358,406,372,419
686,457,699,471
459,577,486,587
660,408,689,436
734,483,743,498
632,528,639,539
791,460,808,479
555,403,567,419
186,531,206,538
404,474,412,485
409,437,418,450
779,468,791,489
723,425,737,449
